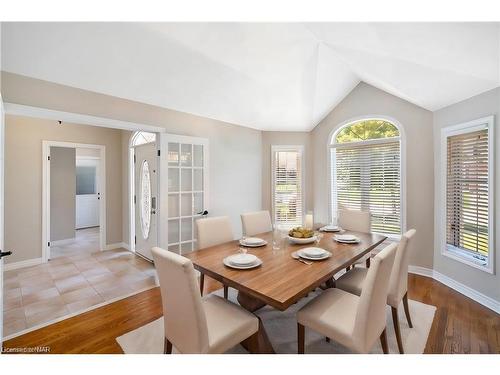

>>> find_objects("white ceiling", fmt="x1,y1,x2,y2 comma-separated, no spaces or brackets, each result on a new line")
1,22,499,131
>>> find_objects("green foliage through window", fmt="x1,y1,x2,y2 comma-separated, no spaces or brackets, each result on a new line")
335,119,399,144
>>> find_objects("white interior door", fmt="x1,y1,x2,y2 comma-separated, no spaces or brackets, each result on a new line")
134,142,158,260
166,136,209,255
76,158,100,229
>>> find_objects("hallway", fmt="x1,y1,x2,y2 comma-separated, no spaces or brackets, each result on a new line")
51,227,100,259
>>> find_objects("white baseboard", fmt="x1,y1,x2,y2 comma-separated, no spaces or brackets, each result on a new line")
121,242,131,251
409,265,500,314
4,257,43,271
50,238,75,246
105,242,129,251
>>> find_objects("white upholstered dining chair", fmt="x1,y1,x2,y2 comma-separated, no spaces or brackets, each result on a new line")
297,242,397,354
335,229,416,353
338,208,372,269
240,210,273,237
196,216,234,298
152,247,259,354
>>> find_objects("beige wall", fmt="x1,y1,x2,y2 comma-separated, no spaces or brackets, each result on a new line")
50,147,76,241
311,82,435,268
4,115,124,264
261,131,313,217
433,87,500,302
2,72,263,249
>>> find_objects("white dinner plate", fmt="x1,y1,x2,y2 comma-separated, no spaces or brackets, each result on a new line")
288,235,317,245
223,257,262,269
301,247,328,258
239,238,267,247
226,253,258,266
334,235,361,244
320,225,341,232
335,234,358,241
297,249,331,261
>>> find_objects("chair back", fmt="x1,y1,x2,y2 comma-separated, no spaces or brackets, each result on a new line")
338,208,371,233
353,242,397,352
196,216,234,249
387,229,416,307
241,210,272,236
152,247,209,353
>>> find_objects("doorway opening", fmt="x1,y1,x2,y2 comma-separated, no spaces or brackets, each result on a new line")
42,141,106,261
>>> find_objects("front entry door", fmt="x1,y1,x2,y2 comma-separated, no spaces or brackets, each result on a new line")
134,142,158,260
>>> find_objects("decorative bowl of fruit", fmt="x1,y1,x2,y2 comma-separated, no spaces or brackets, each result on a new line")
288,227,317,244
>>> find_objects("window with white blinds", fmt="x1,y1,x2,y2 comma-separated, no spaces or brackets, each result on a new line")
272,146,304,227
444,119,493,269
330,119,402,236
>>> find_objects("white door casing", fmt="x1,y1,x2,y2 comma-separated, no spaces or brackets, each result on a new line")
0,96,5,343
134,142,158,261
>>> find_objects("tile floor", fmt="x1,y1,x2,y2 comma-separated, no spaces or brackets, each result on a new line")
3,230,158,337
50,227,101,259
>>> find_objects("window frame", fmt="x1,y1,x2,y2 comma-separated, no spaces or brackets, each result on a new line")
271,144,305,228
328,116,406,240
440,116,495,274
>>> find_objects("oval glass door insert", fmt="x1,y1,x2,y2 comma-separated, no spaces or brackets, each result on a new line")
140,160,152,239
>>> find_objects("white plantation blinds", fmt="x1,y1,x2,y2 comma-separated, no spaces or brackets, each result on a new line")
272,147,303,227
446,129,489,257
332,141,401,235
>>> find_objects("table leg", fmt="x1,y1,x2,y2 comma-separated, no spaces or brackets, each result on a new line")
237,291,266,312
237,291,275,354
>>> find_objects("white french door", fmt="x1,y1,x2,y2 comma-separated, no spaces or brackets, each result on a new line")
164,135,208,254
134,142,158,261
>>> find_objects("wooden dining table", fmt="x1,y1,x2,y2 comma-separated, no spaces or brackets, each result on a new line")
184,229,387,353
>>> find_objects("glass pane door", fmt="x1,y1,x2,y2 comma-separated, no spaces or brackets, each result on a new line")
167,139,207,254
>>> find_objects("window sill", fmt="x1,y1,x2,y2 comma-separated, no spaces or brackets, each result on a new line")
443,245,493,274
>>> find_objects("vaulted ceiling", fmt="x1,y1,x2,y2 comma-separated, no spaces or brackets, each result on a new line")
1,22,499,131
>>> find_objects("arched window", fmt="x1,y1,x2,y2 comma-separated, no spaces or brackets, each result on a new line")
131,131,156,146
330,119,402,236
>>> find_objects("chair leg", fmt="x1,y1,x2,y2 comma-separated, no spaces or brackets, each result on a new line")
164,338,172,354
244,332,260,354
402,292,413,328
297,323,305,354
379,328,389,354
199,273,205,296
224,285,229,299
365,257,371,268
391,307,404,354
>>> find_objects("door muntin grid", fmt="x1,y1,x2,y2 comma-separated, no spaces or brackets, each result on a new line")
167,142,204,253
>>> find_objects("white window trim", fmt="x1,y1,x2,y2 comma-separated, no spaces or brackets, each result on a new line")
327,115,406,239
271,145,305,227
439,115,495,274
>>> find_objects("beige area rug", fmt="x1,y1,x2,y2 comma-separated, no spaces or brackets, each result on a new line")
117,289,436,354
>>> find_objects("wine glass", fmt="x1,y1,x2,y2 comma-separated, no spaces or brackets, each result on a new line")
314,231,324,247
239,246,248,255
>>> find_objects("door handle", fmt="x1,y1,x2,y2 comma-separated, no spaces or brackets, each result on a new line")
151,197,156,214
0,250,12,259
197,210,208,216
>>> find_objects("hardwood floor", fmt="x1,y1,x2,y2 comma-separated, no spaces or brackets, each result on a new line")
2,275,499,354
